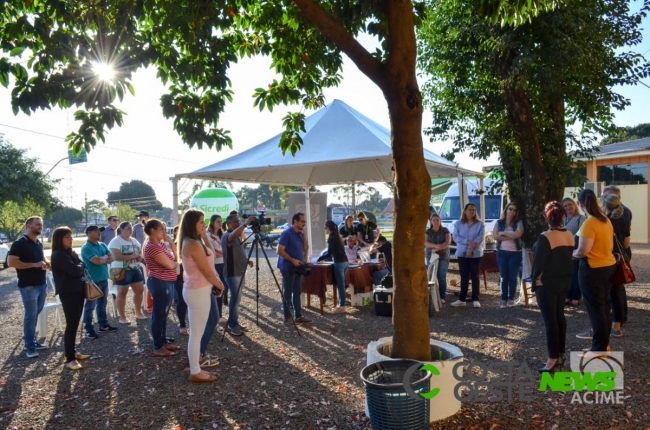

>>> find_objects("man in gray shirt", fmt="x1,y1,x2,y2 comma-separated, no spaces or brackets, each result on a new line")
222,214,255,336
101,215,118,245
132,211,149,246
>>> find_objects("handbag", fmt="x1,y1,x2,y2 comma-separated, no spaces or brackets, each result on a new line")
612,236,635,285
110,267,125,282
84,270,104,300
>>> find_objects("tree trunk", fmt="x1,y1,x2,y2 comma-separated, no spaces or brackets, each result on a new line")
384,89,431,361
498,52,548,248
544,99,568,202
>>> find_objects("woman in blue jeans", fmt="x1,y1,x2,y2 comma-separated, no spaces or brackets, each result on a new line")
143,219,181,357
425,214,451,303
492,203,524,308
318,220,349,314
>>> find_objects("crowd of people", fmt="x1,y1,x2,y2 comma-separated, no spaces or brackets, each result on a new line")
7,183,633,378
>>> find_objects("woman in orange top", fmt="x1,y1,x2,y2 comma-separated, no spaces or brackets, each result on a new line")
573,189,616,353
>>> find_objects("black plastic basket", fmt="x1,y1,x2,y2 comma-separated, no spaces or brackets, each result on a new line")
360,359,431,430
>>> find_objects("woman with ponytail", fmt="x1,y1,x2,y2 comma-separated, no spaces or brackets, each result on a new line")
531,202,575,372
573,189,616,353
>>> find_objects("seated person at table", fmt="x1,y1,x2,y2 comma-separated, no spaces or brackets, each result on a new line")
356,212,380,259
344,236,360,264
370,236,392,286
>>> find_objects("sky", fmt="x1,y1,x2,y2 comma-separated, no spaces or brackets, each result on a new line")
0,14,649,211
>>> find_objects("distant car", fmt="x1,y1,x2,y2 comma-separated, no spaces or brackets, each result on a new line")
0,240,9,269
277,223,290,230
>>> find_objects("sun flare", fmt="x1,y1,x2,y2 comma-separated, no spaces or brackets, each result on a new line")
92,61,115,81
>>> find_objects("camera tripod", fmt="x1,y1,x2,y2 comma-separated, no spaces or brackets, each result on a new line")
220,231,301,341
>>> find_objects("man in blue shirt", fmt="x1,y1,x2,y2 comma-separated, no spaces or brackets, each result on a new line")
8,216,50,358
277,212,311,325
81,225,118,339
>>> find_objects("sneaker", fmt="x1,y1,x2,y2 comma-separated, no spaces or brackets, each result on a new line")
85,330,99,340
473,301,481,308
34,342,49,350
507,300,515,308
332,306,347,314
610,329,623,337
450,300,466,307
99,325,118,333
295,316,312,324
500,300,507,309
229,326,243,336
26,350,39,358
576,329,593,340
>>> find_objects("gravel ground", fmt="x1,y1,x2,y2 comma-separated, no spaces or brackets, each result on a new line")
0,246,648,430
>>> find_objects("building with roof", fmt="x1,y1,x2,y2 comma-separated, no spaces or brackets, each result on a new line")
568,137,649,243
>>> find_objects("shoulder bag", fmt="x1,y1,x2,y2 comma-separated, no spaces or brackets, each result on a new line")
612,236,635,285
84,269,104,300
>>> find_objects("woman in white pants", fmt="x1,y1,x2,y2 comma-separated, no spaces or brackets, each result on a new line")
178,209,225,383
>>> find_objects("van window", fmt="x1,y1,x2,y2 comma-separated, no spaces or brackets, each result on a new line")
439,195,502,221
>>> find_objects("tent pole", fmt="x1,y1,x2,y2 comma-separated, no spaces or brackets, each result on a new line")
479,176,486,247
304,187,313,260
171,176,179,227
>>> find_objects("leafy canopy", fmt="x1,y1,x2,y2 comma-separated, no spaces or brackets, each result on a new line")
0,0,560,156
0,136,60,210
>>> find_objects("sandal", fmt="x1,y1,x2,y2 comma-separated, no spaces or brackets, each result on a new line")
190,371,217,383
200,358,219,368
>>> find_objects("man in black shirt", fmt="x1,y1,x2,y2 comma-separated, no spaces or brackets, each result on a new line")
356,212,380,260
8,216,50,358
370,236,392,286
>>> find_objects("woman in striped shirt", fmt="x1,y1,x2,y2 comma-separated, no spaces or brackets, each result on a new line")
143,219,181,358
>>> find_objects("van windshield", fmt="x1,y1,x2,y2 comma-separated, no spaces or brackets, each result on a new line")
439,195,502,221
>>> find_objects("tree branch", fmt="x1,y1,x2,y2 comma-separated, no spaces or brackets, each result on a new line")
291,0,388,89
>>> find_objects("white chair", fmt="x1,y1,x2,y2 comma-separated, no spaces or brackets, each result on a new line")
426,256,442,313
37,273,63,338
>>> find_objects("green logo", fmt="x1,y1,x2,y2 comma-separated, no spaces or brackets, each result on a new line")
403,363,440,400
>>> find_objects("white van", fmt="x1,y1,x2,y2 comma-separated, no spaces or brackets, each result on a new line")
438,178,506,256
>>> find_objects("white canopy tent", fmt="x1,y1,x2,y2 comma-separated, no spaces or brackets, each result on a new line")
172,99,484,254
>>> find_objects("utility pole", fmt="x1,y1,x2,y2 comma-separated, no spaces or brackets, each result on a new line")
85,193,88,230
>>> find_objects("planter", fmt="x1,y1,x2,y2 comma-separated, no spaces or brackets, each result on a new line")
366,337,463,423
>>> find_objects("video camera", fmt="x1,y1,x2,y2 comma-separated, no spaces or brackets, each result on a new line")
292,263,312,277
242,211,272,232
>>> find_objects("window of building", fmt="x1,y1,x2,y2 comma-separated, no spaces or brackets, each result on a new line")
597,162,648,185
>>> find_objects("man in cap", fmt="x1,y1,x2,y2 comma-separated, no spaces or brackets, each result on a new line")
132,211,149,246
81,225,118,339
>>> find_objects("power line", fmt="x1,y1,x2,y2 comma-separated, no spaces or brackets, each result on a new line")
36,160,171,184
0,122,208,165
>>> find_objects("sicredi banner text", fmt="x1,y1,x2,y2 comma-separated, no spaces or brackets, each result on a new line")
190,188,239,223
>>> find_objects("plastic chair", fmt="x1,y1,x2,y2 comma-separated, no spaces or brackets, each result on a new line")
37,273,63,338
516,249,535,308
426,256,441,313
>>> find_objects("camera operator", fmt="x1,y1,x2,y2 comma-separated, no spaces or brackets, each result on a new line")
221,214,255,336
277,212,312,325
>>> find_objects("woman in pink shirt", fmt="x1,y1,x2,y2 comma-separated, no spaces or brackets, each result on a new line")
178,209,225,383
